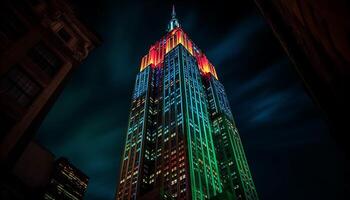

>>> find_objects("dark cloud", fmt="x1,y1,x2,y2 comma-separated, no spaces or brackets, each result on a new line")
208,15,265,66
37,1,346,200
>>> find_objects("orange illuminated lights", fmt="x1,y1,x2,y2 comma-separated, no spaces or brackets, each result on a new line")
195,54,218,79
139,27,218,80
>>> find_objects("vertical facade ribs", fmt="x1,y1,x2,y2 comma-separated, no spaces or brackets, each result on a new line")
116,8,258,200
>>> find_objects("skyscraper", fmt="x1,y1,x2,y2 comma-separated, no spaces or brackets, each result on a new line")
204,76,258,200
116,6,258,200
43,158,89,200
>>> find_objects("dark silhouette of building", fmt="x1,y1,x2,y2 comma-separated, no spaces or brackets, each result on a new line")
5,141,55,199
0,0,100,166
43,158,88,200
0,0,100,199
4,141,87,200
115,6,258,200
254,0,350,152
254,0,350,195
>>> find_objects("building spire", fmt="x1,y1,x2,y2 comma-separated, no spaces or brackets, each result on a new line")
172,5,176,18
167,5,180,32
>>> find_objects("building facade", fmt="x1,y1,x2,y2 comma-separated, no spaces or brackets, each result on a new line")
204,76,258,200
43,158,89,200
0,0,99,199
0,0,100,166
116,7,258,200
2,140,88,200
254,0,350,161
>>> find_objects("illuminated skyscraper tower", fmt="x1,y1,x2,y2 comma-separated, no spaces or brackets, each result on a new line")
116,6,258,200
204,76,259,200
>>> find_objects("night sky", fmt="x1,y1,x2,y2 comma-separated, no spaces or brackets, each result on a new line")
37,0,346,200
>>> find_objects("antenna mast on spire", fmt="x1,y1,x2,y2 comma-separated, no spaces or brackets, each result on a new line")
167,5,180,32
172,5,176,18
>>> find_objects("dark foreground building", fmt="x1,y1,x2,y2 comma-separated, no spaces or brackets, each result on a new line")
0,0,100,199
0,0,100,165
254,0,350,196
3,141,88,200
254,0,350,154
115,7,258,200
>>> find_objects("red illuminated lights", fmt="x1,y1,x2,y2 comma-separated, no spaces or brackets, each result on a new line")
140,27,218,80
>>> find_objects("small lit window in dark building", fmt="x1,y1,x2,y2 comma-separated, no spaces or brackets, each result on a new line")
57,28,72,43
0,8,27,41
28,42,63,76
0,65,41,107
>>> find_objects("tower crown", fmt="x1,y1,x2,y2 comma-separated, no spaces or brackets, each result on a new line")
140,5,219,80
167,5,180,32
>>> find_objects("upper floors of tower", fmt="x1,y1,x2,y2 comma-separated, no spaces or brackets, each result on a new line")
139,6,218,80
